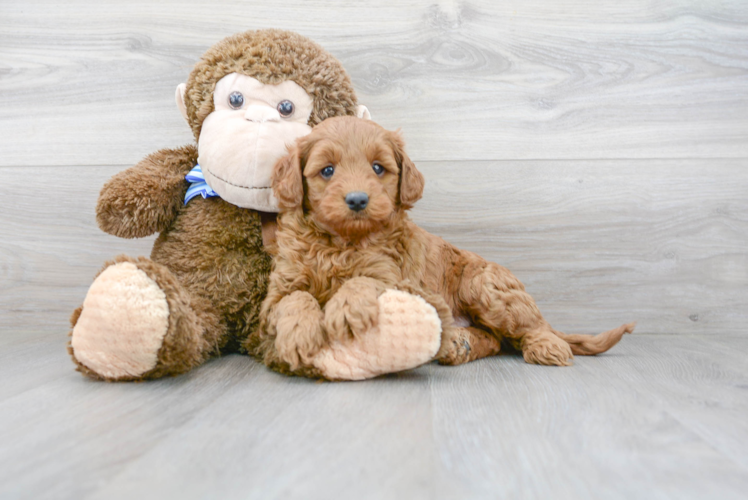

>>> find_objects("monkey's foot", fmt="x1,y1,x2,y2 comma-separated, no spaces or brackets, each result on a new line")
70,261,171,380
312,290,442,380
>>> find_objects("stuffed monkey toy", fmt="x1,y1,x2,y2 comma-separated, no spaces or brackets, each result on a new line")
68,30,443,381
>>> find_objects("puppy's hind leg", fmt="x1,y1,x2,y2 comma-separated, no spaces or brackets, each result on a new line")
396,284,502,367
459,262,574,366
437,325,502,366
459,262,632,366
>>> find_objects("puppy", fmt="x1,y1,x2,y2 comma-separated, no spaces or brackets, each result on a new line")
249,116,634,376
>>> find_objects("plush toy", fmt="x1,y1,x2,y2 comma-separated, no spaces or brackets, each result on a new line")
68,29,443,381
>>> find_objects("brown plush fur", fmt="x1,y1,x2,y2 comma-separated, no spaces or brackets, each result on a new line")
248,117,634,374
96,145,199,239
69,30,360,381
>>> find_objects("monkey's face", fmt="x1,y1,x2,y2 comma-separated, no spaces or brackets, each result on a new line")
194,73,314,211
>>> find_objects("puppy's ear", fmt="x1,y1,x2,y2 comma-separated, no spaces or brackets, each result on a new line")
272,143,304,209
389,131,424,207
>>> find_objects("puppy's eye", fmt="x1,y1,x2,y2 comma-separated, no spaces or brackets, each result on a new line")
320,165,335,179
372,162,385,176
277,100,295,117
228,92,244,109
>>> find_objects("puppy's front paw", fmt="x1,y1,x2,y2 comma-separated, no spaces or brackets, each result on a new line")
522,333,573,366
323,277,385,341
273,291,325,370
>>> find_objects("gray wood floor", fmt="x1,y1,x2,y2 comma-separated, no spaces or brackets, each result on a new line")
3,329,748,500
1,1,747,498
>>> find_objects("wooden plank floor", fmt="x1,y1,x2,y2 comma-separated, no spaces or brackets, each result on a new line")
2,330,748,499
1,0,747,498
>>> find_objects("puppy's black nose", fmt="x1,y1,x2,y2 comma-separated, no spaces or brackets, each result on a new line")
345,191,369,212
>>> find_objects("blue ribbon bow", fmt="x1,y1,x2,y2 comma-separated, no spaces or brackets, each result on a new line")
184,164,219,204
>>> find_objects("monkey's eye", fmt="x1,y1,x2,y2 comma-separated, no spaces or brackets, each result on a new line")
277,100,295,117
372,162,385,176
320,165,335,179
228,92,244,109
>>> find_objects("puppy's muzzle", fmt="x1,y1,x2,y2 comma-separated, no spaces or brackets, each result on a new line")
345,192,369,212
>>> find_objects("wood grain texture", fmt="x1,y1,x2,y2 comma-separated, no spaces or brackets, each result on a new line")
429,335,748,500
3,160,745,335
1,333,747,499
0,166,155,331
1,0,747,165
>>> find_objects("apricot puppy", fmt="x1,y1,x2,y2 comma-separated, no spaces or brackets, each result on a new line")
250,116,634,376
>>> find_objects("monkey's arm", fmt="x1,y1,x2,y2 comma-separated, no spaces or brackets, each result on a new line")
96,145,197,238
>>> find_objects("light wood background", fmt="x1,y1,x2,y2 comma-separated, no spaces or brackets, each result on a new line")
1,1,747,499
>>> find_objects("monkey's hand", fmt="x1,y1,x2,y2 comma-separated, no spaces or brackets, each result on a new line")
313,280,443,380
96,145,197,238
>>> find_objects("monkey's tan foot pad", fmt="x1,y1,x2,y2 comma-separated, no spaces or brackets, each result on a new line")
312,290,442,380
71,262,170,379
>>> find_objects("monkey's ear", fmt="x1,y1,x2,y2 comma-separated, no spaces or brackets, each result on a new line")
175,83,189,124
390,132,424,208
272,144,304,209
355,105,371,120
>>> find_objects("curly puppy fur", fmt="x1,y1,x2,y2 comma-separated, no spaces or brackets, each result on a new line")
70,29,362,381
248,117,634,373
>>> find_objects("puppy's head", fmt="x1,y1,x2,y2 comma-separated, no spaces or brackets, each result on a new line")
273,116,424,240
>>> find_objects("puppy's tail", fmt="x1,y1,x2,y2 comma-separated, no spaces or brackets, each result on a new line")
551,322,635,356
